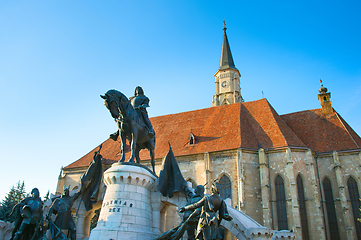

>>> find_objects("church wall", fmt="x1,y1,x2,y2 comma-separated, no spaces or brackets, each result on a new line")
289,150,325,240
268,149,289,231
179,154,208,187
209,150,238,203
305,151,326,240
288,150,307,238
317,151,361,239
58,148,361,240
238,151,263,224
339,151,361,239
267,149,300,239
317,154,346,238
57,169,85,194
267,149,327,240
162,204,182,233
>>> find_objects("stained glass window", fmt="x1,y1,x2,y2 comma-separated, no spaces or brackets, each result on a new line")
275,175,288,230
347,177,361,239
323,177,340,240
297,175,309,240
218,175,232,200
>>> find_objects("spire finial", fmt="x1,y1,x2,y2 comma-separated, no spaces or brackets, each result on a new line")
223,20,227,32
319,78,328,93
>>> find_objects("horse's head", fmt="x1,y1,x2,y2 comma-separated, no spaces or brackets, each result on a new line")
100,89,123,119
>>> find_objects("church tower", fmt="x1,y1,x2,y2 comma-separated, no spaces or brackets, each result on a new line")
318,79,333,115
212,22,242,106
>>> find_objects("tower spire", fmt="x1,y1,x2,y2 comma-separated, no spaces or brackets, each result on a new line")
219,20,236,71
213,22,242,106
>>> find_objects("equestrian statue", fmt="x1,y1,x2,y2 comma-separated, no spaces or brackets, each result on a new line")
101,87,156,173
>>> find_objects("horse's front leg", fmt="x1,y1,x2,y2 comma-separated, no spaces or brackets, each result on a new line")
119,131,126,162
149,147,156,174
135,145,141,164
129,129,138,163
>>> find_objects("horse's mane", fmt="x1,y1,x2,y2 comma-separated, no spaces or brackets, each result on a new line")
106,89,131,105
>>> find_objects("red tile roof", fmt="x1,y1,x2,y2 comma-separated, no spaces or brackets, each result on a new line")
242,99,306,149
281,109,361,153
64,99,361,169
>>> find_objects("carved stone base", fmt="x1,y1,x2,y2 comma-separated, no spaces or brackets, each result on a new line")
89,163,157,240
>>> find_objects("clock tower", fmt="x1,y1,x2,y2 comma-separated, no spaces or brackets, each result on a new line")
212,23,242,106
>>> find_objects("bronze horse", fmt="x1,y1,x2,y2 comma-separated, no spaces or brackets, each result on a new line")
101,89,156,173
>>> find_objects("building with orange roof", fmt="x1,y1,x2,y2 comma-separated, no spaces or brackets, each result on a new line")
57,26,361,240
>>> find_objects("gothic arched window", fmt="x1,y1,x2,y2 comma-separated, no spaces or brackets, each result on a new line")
218,175,232,200
323,177,340,240
296,175,309,240
275,175,288,230
347,177,361,239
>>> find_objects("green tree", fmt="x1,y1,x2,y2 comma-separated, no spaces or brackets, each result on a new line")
0,181,27,222
90,209,100,230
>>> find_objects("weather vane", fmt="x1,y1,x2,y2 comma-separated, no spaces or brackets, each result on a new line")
223,20,227,31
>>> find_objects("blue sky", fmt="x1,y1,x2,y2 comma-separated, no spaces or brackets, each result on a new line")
0,0,360,200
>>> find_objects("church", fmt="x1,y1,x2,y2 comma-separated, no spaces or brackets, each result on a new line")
57,26,361,240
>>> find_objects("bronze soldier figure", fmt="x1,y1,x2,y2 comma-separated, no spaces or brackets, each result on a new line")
129,86,154,138
11,188,43,240
152,185,205,240
47,188,80,240
180,182,232,240
184,185,205,240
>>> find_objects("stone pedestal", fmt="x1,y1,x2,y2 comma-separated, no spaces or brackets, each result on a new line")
89,163,157,240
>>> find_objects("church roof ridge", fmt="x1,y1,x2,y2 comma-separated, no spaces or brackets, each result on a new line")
281,108,324,117
334,111,360,149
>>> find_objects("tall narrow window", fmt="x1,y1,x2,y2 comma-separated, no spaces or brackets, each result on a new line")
275,175,288,230
218,175,232,200
323,177,340,240
296,175,310,240
347,177,361,239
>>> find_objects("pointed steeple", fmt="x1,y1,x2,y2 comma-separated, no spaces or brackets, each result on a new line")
213,22,242,107
219,21,236,71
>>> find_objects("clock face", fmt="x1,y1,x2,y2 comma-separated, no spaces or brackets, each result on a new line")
221,81,228,88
